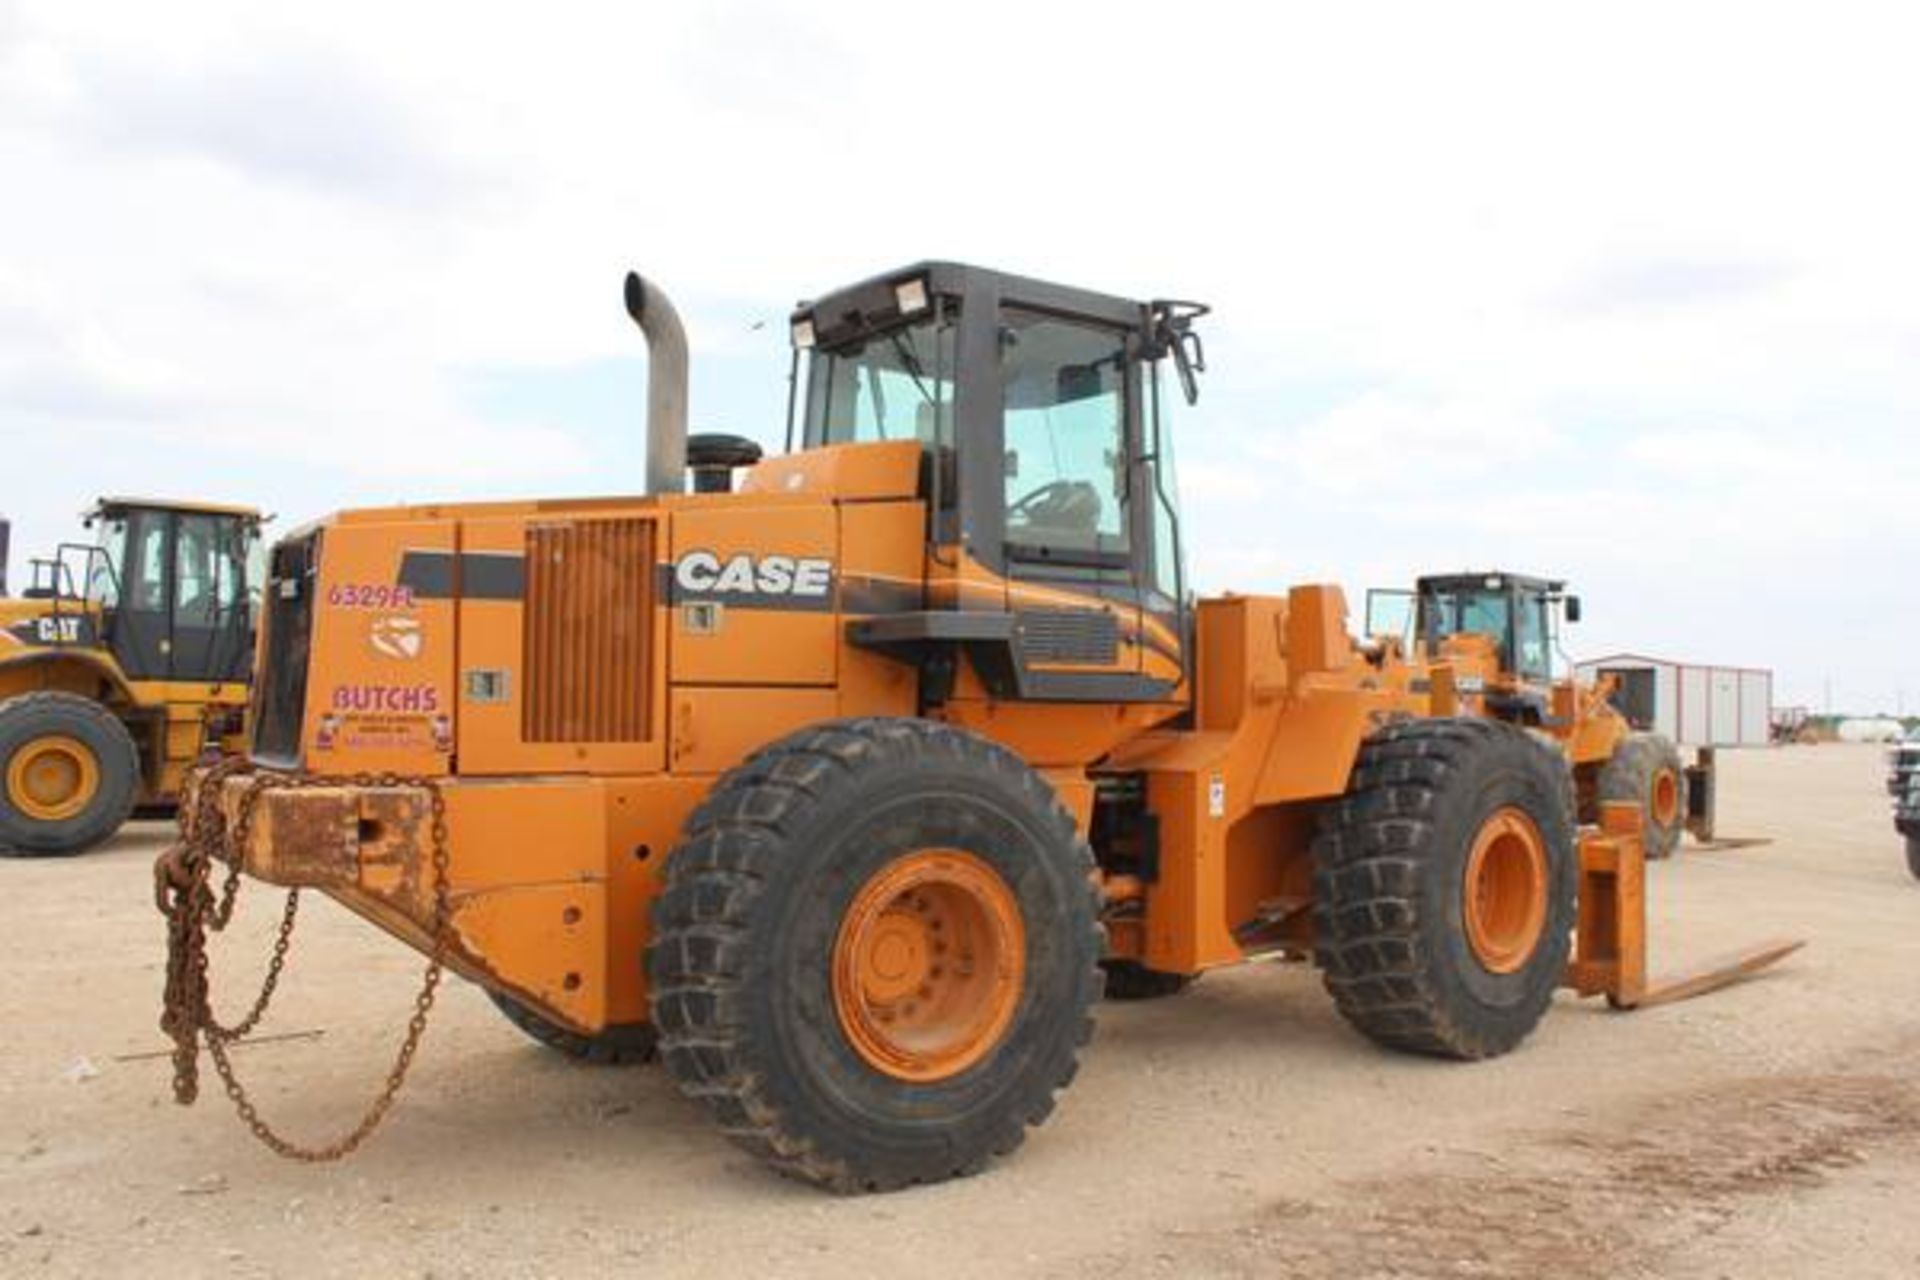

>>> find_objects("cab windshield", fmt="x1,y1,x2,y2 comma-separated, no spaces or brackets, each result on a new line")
1427,589,1551,681
1428,591,1511,645
798,316,955,448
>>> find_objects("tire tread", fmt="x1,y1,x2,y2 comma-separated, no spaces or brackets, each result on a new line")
646,716,1104,1192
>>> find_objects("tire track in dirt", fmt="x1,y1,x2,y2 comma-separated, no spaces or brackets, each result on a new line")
1082,1056,1920,1279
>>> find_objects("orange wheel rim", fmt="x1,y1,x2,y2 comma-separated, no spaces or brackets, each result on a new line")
832,849,1025,1082
1462,807,1549,974
1651,768,1680,826
7,735,100,822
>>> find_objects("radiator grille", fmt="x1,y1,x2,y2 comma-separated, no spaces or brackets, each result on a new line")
522,519,654,743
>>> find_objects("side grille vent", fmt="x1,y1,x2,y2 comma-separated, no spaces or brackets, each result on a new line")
1016,608,1121,665
522,519,654,743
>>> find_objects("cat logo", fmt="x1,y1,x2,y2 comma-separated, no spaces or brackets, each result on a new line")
369,615,424,660
33,616,85,644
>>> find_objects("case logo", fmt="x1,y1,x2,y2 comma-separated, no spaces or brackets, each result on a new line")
673,551,832,599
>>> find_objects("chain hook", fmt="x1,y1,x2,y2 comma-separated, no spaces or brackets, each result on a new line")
154,763,452,1160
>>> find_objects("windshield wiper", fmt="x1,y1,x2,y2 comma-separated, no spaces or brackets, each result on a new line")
890,333,937,406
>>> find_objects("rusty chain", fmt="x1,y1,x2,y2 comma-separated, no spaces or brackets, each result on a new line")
154,760,451,1161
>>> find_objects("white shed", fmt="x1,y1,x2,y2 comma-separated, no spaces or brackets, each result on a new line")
1573,653,1773,748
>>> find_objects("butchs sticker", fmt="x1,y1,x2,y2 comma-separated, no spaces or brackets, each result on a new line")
330,683,442,714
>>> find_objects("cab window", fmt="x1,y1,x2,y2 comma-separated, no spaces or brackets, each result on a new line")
174,513,246,625
1001,309,1129,560
123,511,170,612
1449,592,1510,641
89,517,127,608
802,316,955,447
1515,595,1550,681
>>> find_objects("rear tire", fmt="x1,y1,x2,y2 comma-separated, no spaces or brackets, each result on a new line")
1598,733,1686,859
1313,719,1576,1060
647,717,1103,1193
1906,836,1920,882
486,990,657,1065
1099,960,1196,1001
0,692,141,857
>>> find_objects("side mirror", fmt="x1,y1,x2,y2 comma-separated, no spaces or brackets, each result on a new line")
1149,299,1211,407
1171,329,1204,406
1564,595,1582,623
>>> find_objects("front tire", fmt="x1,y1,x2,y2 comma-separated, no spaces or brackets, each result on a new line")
647,718,1103,1193
1598,733,1686,859
1314,719,1576,1060
0,692,141,857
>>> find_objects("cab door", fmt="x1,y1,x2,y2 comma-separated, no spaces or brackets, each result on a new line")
994,305,1165,701
169,512,253,684
98,508,173,680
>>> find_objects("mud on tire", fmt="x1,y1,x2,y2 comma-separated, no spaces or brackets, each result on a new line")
1313,718,1577,1060
646,717,1104,1193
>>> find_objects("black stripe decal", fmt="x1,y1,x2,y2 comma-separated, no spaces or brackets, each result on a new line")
397,551,526,601
397,551,922,616
654,562,835,613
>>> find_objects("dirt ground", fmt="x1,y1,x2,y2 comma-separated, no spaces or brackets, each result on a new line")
3,743,1917,1279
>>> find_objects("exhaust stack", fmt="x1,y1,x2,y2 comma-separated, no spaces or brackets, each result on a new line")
623,271,690,495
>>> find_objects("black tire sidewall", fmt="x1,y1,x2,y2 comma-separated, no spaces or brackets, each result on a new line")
1418,732,1576,1034
1600,733,1685,858
0,694,140,855
738,753,1093,1169
486,989,656,1063
1907,835,1920,882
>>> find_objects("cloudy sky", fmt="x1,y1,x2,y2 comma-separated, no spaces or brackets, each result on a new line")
2,2,1914,713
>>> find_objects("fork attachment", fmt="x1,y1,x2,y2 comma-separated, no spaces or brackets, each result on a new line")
1563,800,1803,1010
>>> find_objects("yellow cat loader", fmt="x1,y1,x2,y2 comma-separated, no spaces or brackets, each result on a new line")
159,264,1798,1191
0,499,261,855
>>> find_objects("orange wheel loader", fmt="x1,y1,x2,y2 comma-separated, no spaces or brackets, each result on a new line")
159,263,1797,1191
1365,573,1700,859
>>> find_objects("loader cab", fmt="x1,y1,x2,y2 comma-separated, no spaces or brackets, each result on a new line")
79,499,265,685
788,262,1203,703
1412,572,1573,686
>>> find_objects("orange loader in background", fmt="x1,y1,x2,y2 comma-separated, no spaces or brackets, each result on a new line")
157,263,1799,1192
1365,573,1699,860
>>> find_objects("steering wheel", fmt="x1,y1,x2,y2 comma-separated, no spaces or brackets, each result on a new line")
1007,480,1101,534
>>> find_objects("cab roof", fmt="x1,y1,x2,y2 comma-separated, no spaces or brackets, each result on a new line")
793,261,1154,349
86,497,263,522
1416,571,1567,595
